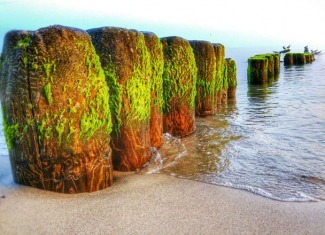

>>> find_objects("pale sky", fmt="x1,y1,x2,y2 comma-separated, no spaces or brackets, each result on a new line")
0,0,324,51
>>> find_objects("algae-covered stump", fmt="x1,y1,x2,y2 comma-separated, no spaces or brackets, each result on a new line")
284,53,294,66
161,36,197,137
0,25,113,193
225,58,237,100
88,27,152,171
247,56,268,84
143,32,164,148
190,40,216,116
212,43,226,109
293,53,306,65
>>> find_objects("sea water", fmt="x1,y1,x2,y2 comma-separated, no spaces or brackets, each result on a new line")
0,48,324,202
143,48,325,202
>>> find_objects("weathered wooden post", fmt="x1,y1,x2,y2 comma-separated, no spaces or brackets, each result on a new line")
142,32,164,148
272,53,281,75
88,27,152,171
189,40,216,116
247,55,268,84
161,36,197,137
293,53,306,65
213,43,226,109
0,25,114,193
225,58,237,100
284,53,293,66
265,54,275,79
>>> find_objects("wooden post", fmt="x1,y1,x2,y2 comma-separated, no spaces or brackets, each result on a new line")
212,43,225,110
143,32,164,148
284,53,294,66
247,56,268,84
161,36,197,137
272,53,281,76
88,27,152,171
293,53,306,65
225,58,237,100
0,25,114,193
190,40,217,116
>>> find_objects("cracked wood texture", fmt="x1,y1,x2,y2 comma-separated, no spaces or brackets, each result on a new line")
0,25,113,193
88,27,152,171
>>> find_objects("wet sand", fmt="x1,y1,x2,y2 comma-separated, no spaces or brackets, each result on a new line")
1,156,325,235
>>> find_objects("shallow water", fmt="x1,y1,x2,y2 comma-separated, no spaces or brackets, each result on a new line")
0,48,324,201
143,49,325,202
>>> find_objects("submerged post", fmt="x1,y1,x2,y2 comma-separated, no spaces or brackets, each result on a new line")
161,36,197,137
88,27,152,171
0,25,114,193
190,40,217,116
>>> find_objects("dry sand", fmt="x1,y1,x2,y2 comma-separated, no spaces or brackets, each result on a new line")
1,156,325,235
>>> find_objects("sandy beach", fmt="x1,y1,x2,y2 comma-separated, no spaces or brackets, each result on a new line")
0,156,325,235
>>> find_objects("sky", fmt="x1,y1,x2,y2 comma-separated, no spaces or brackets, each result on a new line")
0,0,324,52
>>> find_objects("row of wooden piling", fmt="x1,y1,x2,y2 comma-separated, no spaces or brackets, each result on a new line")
0,25,237,193
283,53,315,66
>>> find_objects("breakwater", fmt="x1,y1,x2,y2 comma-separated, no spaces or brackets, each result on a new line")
0,25,237,193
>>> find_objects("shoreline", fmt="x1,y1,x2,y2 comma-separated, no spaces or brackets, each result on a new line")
1,156,325,234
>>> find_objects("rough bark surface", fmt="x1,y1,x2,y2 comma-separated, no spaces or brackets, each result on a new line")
0,25,114,193
88,27,152,171
161,36,197,137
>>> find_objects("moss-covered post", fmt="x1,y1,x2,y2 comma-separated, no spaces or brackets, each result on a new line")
265,54,275,79
247,56,268,84
142,32,164,148
212,43,225,109
161,36,197,137
88,27,152,171
273,53,280,75
189,40,216,116
225,58,237,100
293,53,306,65
0,25,113,193
284,53,293,66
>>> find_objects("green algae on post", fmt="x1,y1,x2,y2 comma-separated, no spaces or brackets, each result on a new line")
212,43,226,109
88,27,152,171
0,25,114,193
143,31,164,148
247,56,268,84
225,58,237,100
190,40,217,116
161,36,197,137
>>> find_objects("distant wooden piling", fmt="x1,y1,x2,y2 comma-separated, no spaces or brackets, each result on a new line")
161,36,197,137
247,53,280,84
0,25,114,193
88,27,152,171
190,40,216,116
284,53,314,66
225,58,237,100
